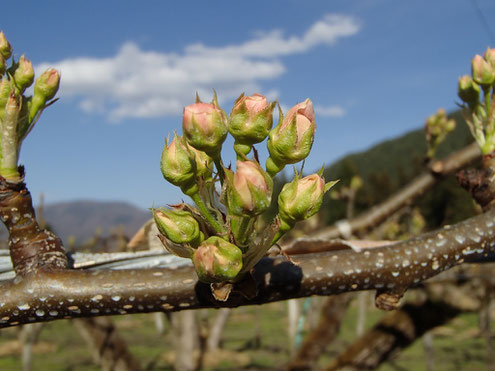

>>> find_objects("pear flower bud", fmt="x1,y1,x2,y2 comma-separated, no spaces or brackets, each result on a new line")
28,68,61,123
192,236,243,283
160,133,197,194
186,143,213,179
34,68,60,102
153,208,203,247
0,32,12,60
13,55,34,92
471,54,495,87
458,75,481,107
229,93,274,149
182,102,228,157
267,99,316,174
226,160,273,217
278,173,335,227
484,47,495,68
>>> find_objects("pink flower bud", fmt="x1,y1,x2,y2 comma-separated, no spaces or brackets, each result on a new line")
34,68,60,101
229,93,274,147
458,75,480,106
267,99,316,174
226,160,273,216
472,54,495,86
192,236,243,283
0,32,12,60
28,68,61,123
160,133,197,193
13,55,34,91
484,47,495,68
182,102,228,157
278,173,335,226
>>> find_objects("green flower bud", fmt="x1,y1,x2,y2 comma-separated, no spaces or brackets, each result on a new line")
471,54,495,86
182,102,228,158
34,68,60,102
226,160,273,217
0,32,12,60
458,75,480,106
160,133,197,194
13,55,34,92
192,236,243,283
186,143,213,179
153,207,204,247
28,68,61,123
484,47,495,68
229,93,275,154
266,99,316,175
425,108,456,158
278,173,336,227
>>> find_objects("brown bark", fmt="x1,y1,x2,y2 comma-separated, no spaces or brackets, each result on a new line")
0,174,67,275
0,204,495,327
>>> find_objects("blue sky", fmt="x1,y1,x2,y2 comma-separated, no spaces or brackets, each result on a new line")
2,0,495,209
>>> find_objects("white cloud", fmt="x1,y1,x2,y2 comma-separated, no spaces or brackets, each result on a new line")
315,104,346,118
37,14,360,122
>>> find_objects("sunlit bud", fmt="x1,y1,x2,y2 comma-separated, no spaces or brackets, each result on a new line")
160,133,197,194
458,75,481,106
0,32,12,60
471,54,495,86
229,93,275,151
267,99,316,174
34,68,60,102
278,173,336,226
153,208,203,247
28,69,61,123
484,47,495,68
182,102,228,157
186,143,213,179
226,160,273,217
192,236,243,283
13,55,34,91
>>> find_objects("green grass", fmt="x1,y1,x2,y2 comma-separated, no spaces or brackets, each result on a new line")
0,297,492,370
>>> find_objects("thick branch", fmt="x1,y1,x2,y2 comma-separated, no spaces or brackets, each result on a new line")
0,206,494,328
0,174,67,274
293,142,480,247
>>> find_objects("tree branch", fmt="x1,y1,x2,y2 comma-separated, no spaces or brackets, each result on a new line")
294,142,480,246
0,206,494,328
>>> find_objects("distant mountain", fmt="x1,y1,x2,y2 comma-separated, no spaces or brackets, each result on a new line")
41,200,150,246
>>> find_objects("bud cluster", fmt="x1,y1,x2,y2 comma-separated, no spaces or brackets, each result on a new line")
0,31,60,181
157,92,337,296
458,47,495,155
425,108,456,159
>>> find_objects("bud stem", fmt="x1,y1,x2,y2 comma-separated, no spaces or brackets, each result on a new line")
233,142,251,160
231,215,253,249
212,155,225,185
266,156,285,177
271,217,293,245
0,93,21,181
190,191,225,235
